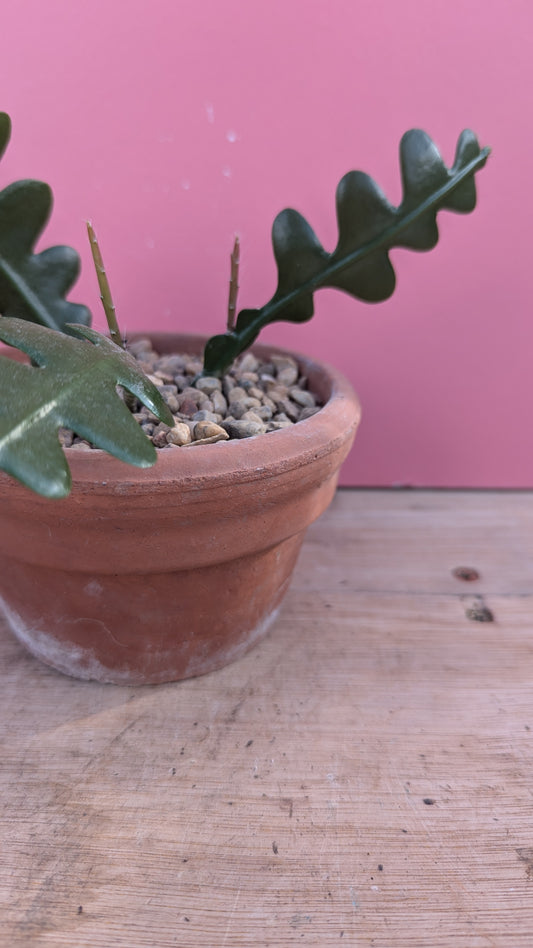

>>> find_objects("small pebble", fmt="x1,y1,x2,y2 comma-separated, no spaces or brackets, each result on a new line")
262,395,277,412
222,376,236,398
186,358,203,376
239,372,259,385
127,338,153,357
152,423,171,448
267,387,290,405
178,397,199,417
157,354,187,374
289,387,316,409
58,427,73,447
211,390,228,415
192,409,218,423
180,386,202,404
228,386,247,404
243,396,262,410
239,353,260,373
277,367,299,387
199,396,215,412
221,419,266,439
227,399,247,419
266,420,293,431
165,394,180,413
154,369,175,384
241,410,264,424
195,376,222,396
193,421,229,442
272,355,299,387
139,407,160,424
166,423,192,446
70,440,92,450
273,397,300,422
146,373,165,388
299,406,320,420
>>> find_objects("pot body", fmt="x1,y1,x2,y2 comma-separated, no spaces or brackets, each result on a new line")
0,334,360,684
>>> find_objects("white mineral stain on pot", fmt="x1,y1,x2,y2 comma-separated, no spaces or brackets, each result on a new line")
84,580,103,597
0,596,111,681
1,595,282,685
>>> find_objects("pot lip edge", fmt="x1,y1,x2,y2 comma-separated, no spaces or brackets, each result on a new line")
0,332,361,494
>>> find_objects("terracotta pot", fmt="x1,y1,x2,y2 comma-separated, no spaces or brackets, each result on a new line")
0,333,360,684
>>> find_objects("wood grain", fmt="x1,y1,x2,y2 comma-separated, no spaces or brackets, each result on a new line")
2,489,533,947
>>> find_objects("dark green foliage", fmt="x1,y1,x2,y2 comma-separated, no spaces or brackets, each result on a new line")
0,112,11,160
0,111,91,332
203,129,490,375
0,318,173,498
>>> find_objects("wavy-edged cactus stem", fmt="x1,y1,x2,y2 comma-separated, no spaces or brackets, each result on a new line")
203,128,490,376
0,111,91,333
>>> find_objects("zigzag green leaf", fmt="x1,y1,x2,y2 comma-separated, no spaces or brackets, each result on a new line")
203,128,490,374
0,111,91,331
0,318,173,498
0,112,11,161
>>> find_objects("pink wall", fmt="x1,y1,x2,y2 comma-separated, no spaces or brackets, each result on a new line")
0,0,530,486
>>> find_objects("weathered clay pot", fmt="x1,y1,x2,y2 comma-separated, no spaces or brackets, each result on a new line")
0,333,360,684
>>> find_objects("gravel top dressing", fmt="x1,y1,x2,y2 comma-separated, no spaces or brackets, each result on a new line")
61,339,322,451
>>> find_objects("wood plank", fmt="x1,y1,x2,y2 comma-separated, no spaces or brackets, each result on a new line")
1,489,533,947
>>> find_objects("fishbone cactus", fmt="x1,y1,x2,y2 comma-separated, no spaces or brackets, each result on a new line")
0,112,91,332
203,128,490,374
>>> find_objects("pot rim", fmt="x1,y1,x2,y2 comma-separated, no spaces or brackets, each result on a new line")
0,332,361,496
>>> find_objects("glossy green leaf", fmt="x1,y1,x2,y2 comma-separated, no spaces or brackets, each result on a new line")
0,318,173,498
0,112,11,161
0,111,91,331
204,128,490,374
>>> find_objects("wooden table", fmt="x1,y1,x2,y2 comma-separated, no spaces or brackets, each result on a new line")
2,489,533,947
